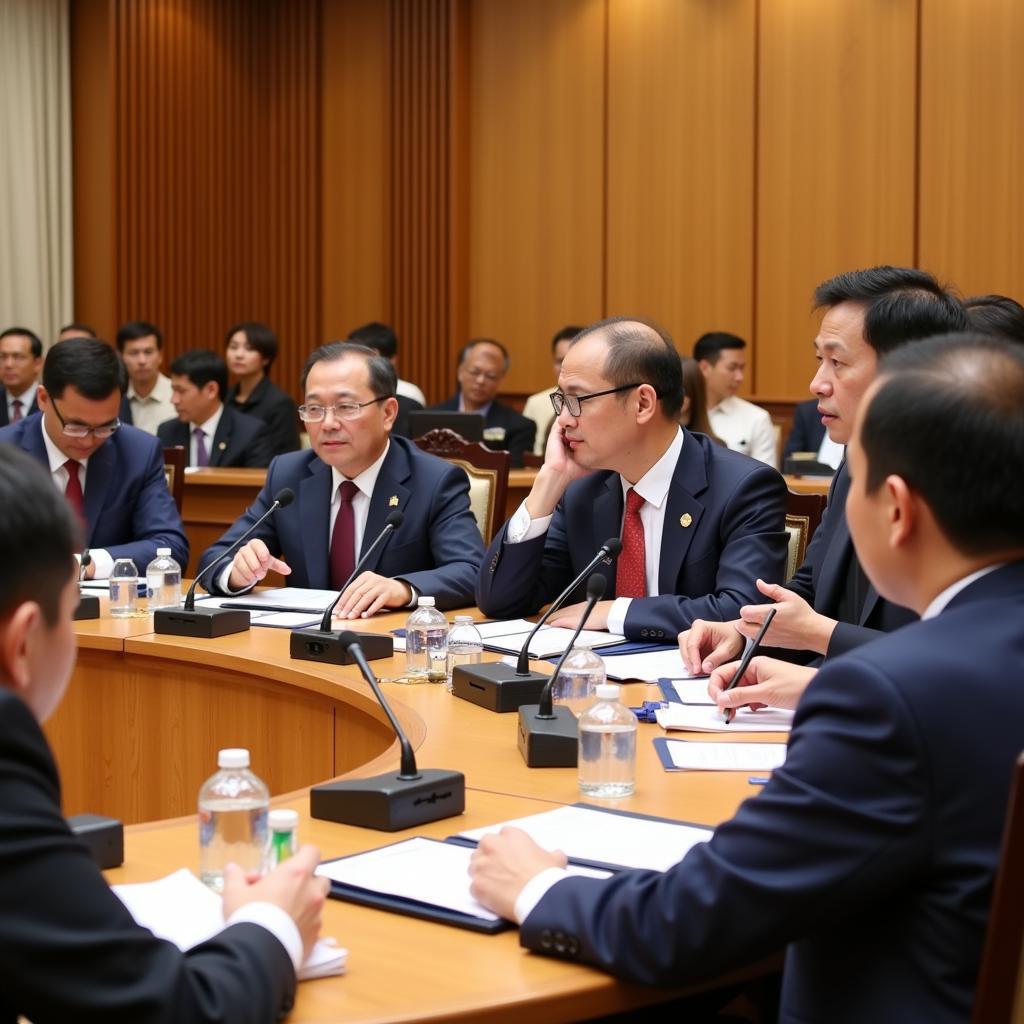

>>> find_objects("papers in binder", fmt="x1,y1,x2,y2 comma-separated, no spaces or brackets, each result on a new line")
654,738,787,772
655,703,794,733
602,648,703,682
473,618,626,658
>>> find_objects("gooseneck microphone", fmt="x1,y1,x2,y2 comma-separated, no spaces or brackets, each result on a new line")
154,488,295,638
310,632,465,831
290,510,404,665
451,536,622,713
73,550,99,620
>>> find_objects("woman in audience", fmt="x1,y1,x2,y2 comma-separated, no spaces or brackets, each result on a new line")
679,356,723,444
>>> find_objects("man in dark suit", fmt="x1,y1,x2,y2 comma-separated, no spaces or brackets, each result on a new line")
469,335,1024,1024
0,326,43,425
782,397,829,460
0,444,329,1023
476,318,788,642
0,337,188,578
201,342,483,616
157,349,273,468
429,338,535,467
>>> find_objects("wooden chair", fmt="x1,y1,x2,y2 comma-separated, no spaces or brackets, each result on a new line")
162,446,186,513
783,490,827,580
972,752,1024,1024
413,428,510,542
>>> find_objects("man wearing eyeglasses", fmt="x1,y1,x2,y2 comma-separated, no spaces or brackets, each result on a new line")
0,327,44,425
0,337,188,579
200,342,483,615
477,317,788,641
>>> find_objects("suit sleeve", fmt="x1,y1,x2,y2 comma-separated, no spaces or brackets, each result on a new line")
519,656,927,986
783,404,811,459
239,421,276,469
505,416,536,469
261,392,301,457
784,467,844,603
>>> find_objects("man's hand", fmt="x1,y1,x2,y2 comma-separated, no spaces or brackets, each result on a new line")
524,423,592,520
468,827,567,921
736,579,837,656
678,619,744,675
222,844,330,960
548,599,612,631
708,655,818,713
332,573,413,619
227,539,291,591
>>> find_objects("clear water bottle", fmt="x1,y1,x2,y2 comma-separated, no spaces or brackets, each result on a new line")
265,808,299,870
198,748,270,892
146,547,182,610
553,641,605,717
446,615,483,692
578,683,637,799
109,558,139,617
404,596,448,683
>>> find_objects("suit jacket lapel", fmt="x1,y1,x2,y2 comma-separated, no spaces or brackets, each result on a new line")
659,433,707,595
210,409,232,467
361,443,411,572
814,461,852,613
82,440,116,547
300,459,334,589
591,475,624,592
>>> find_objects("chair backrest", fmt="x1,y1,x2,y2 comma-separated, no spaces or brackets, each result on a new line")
413,428,510,542
162,446,186,513
783,490,827,580
972,752,1024,1024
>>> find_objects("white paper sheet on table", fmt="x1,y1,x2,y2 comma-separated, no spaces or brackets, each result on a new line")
656,703,794,733
602,648,701,682
473,618,626,657
660,739,787,772
663,678,715,704
193,598,321,629
207,587,338,613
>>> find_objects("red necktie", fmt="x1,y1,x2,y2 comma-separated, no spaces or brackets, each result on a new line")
616,488,647,598
329,481,359,590
64,460,85,522
11,399,23,422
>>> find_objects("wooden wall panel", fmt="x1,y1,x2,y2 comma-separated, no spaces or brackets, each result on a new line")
606,0,756,366
755,0,918,399
467,0,605,396
918,0,1024,300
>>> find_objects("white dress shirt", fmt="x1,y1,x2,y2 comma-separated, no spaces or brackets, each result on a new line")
921,564,1004,621
5,381,38,421
708,395,777,468
522,387,557,455
396,378,426,406
816,431,844,470
126,373,175,435
189,404,225,466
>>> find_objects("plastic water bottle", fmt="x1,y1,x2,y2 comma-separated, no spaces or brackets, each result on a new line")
146,547,182,610
446,615,483,692
265,808,299,870
109,558,139,617
198,748,270,892
553,641,606,717
578,683,637,798
404,597,448,682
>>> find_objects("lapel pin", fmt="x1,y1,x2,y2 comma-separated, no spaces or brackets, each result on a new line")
218,441,227,451
679,513,693,528
388,495,399,507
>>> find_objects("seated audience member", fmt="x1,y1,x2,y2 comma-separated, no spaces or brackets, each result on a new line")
695,331,777,466
521,326,584,455
429,338,536,467
678,355,723,444
346,322,424,437
469,334,1024,1024
224,322,301,456
476,318,788,642
783,398,843,469
0,444,329,1022
158,350,273,468
0,327,43,426
963,293,1024,342
0,337,188,578
115,320,175,433
681,265,966,681
201,342,483,614
57,322,97,342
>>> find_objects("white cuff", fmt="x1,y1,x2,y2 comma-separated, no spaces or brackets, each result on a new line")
226,900,304,972
605,597,631,636
89,549,115,581
217,562,254,596
506,500,552,544
513,866,570,925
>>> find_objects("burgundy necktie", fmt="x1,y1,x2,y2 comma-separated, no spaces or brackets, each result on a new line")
11,399,23,422
616,488,647,598
193,426,209,467
64,460,85,522
329,481,359,590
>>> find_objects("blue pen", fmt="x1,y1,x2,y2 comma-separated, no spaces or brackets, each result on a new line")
748,776,771,785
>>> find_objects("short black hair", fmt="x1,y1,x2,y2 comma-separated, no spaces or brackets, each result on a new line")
813,265,967,356
58,323,96,339
575,316,684,420
348,322,398,360
458,338,510,372
301,342,397,398
0,327,43,359
115,320,163,352
963,294,1024,344
42,337,125,400
861,334,1024,555
0,446,79,626
551,325,583,351
225,321,278,369
693,332,746,364
169,349,228,400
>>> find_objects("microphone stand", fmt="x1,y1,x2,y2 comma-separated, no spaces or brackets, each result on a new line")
73,550,100,620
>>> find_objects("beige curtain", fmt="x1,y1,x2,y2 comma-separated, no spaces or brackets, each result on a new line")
0,0,72,347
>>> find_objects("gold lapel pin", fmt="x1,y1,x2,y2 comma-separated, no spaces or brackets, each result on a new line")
217,441,227,451
679,513,693,528
388,495,399,507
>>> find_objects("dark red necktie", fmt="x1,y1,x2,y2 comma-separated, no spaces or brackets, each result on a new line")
11,399,23,422
329,480,359,590
616,488,647,598
64,460,85,522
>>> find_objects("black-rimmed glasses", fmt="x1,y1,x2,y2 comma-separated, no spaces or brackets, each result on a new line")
549,383,643,418
51,398,121,439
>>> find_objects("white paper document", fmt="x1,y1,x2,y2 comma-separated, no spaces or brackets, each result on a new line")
663,678,715,704
193,598,321,629
660,740,787,772
474,619,626,658
112,868,347,979
459,804,712,872
209,587,338,613
602,648,702,682
656,703,794,733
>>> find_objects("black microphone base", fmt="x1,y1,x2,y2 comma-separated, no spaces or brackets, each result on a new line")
517,704,579,767
451,662,549,713
73,594,100,620
290,629,394,665
153,607,251,638
310,768,465,831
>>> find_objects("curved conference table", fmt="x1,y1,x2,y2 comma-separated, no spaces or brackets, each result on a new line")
55,603,784,1022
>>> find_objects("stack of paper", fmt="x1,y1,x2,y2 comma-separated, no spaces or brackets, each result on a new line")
471,618,627,658
655,703,794,733
602,648,701,683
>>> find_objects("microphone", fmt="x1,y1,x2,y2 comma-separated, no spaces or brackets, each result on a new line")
290,510,404,665
73,550,99,620
310,632,465,831
517,573,605,767
154,488,295,638
451,536,622,713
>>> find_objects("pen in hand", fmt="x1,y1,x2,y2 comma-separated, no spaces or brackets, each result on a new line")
721,607,777,724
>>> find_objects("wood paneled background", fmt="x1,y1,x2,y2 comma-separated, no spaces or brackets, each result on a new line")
70,0,1024,405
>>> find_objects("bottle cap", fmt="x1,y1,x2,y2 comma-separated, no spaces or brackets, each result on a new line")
217,747,250,769
573,639,596,650
268,809,299,832
156,547,171,557
595,683,619,701
453,614,474,624
417,596,436,607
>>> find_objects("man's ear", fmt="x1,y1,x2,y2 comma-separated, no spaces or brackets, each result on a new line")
634,383,660,425
884,474,916,549
203,380,220,402
36,385,50,410
0,603,42,697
